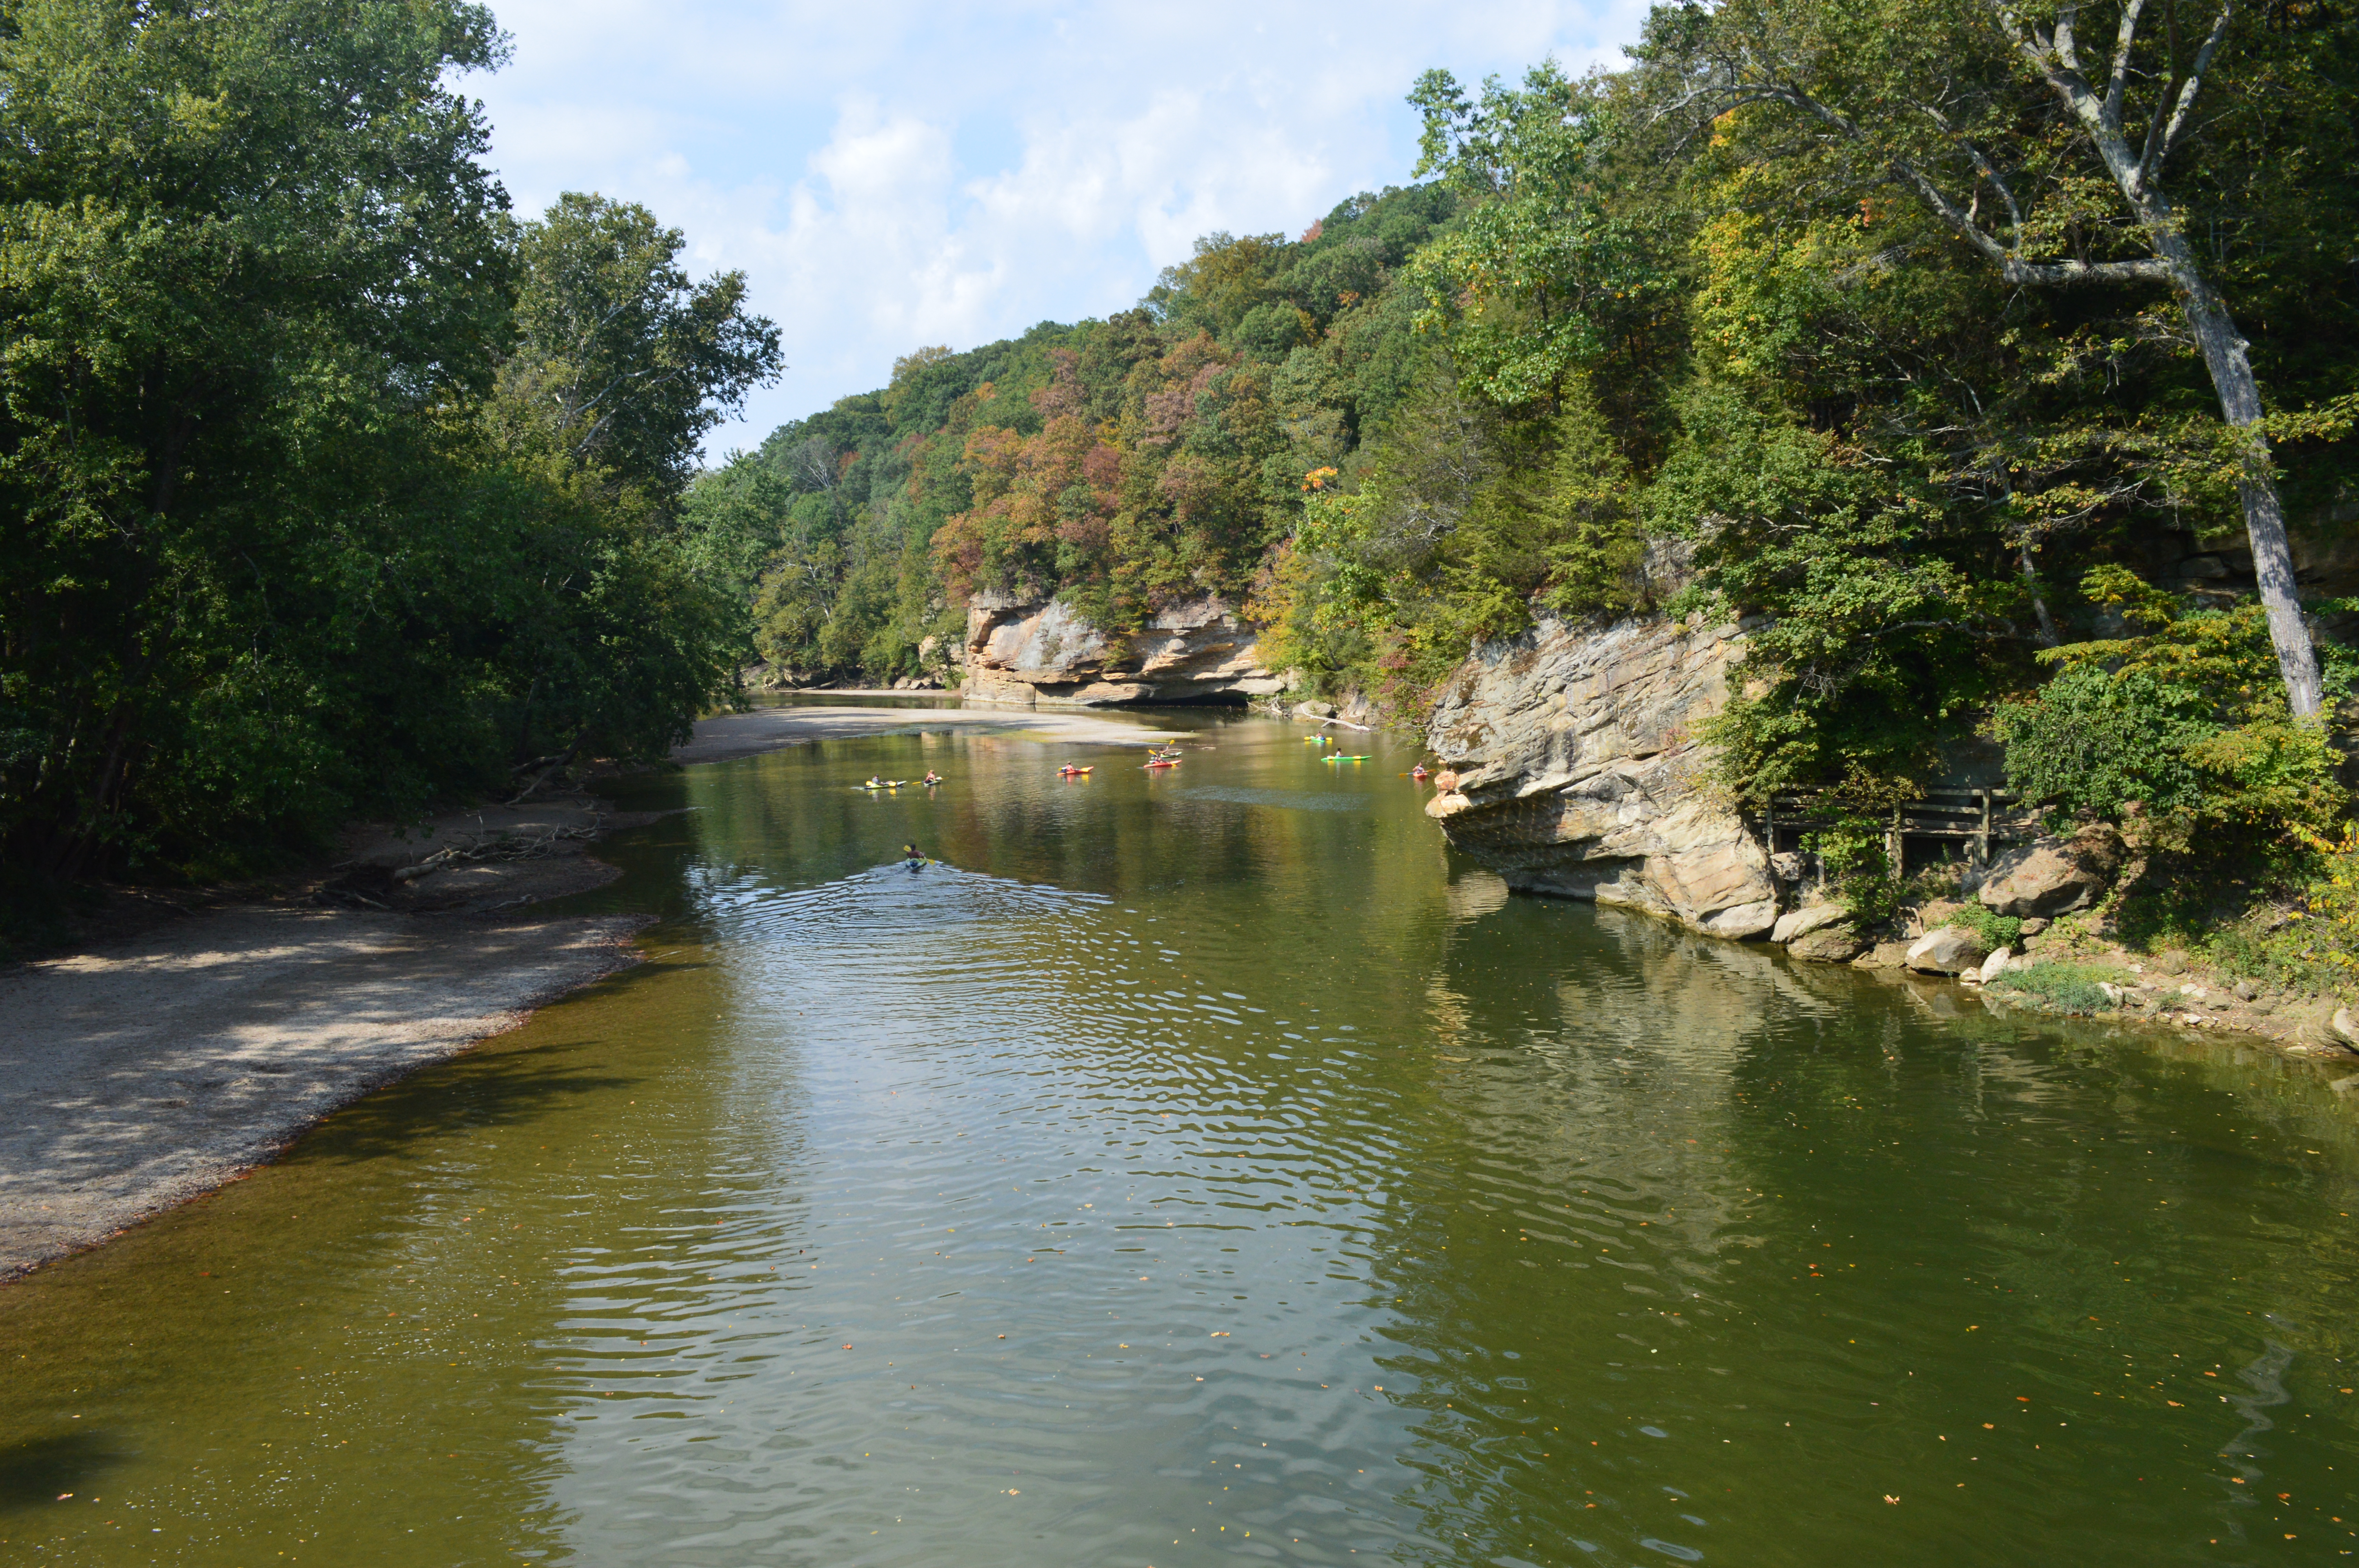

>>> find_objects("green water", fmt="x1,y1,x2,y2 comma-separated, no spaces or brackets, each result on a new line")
7,710,2359,1566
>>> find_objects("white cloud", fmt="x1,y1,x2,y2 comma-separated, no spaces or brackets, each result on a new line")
469,0,1655,456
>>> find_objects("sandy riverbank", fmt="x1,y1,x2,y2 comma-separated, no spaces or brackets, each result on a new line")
672,702,1179,764
0,906,639,1279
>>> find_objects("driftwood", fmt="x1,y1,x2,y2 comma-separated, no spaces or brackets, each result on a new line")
392,821,604,882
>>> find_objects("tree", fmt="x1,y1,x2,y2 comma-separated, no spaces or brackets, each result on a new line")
483,194,783,777
1639,0,2343,714
494,192,781,510
1405,62,1675,409
0,0,513,878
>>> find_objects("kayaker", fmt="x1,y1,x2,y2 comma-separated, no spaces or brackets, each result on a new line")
923,771,943,785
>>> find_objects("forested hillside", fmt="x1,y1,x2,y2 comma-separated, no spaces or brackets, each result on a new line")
702,0,2359,963
680,183,1457,681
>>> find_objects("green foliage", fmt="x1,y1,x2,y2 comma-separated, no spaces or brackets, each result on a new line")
1802,817,1899,928
0,0,778,900
1989,962,2118,1014
1992,664,2212,820
1405,63,1674,408
1997,568,2346,842
1956,906,2022,952
1253,369,1648,711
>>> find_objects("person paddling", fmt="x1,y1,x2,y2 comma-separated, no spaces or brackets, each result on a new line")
902,841,929,871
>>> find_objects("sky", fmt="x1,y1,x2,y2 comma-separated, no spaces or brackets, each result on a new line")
467,0,1655,459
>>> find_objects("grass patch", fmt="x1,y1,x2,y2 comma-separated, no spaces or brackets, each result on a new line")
1988,961,2119,1015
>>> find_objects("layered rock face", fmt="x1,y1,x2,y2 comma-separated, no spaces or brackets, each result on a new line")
961,592,1284,707
1423,614,1780,939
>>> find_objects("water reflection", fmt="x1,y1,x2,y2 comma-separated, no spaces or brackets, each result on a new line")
2,712,2356,1566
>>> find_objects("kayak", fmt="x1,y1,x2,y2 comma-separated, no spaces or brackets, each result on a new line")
1321,755,1370,762
1058,766,1093,776
1144,759,1179,769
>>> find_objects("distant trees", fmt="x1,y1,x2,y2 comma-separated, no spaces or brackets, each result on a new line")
717,187,1459,688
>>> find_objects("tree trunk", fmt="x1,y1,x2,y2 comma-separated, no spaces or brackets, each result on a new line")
1996,4,2327,717
2171,277,2322,717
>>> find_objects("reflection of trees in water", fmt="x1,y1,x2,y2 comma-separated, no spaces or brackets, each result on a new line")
1353,902,1800,1564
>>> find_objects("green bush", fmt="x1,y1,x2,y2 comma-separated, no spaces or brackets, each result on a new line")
1989,962,2117,1014
1993,663,2212,821
1803,816,1899,928
1956,906,2022,951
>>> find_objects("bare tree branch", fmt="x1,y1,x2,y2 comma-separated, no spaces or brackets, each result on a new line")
2104,0,2148,131
2157,3,2235,167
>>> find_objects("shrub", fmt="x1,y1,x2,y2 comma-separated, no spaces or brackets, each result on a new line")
1992,663,2211,821
1804,815,1898,927
1997,567,2346,844
1956,906,2022,951
2286,825,2359,978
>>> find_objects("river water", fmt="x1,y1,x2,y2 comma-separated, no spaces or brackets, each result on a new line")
7,706,2359,1566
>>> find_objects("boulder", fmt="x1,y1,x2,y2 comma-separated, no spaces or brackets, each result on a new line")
1977,946,2014,984
1906,925,1990,975
1788,922,1870,963
1855,940,1913,969
1977,824,2126,918
1772,902,1852,945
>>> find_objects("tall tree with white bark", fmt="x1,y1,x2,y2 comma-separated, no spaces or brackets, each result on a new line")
1640,0,2343,714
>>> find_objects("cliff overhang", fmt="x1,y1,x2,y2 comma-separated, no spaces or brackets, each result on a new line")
961,592,1284,708
1423,613,1780,940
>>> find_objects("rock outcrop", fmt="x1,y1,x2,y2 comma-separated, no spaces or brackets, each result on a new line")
1422,613,1779,939
961,592,1284,707
1975,824,2126,917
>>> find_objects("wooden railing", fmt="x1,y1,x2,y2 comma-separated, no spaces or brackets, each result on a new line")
1752,789,2039,880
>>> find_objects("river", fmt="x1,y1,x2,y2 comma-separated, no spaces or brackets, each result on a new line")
5,704,2358,1565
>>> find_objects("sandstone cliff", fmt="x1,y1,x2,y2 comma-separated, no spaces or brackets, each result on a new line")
1423,613,1780,939
961,592,1284,707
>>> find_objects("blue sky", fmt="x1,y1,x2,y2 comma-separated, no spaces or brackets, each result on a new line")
467,0,1653,458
